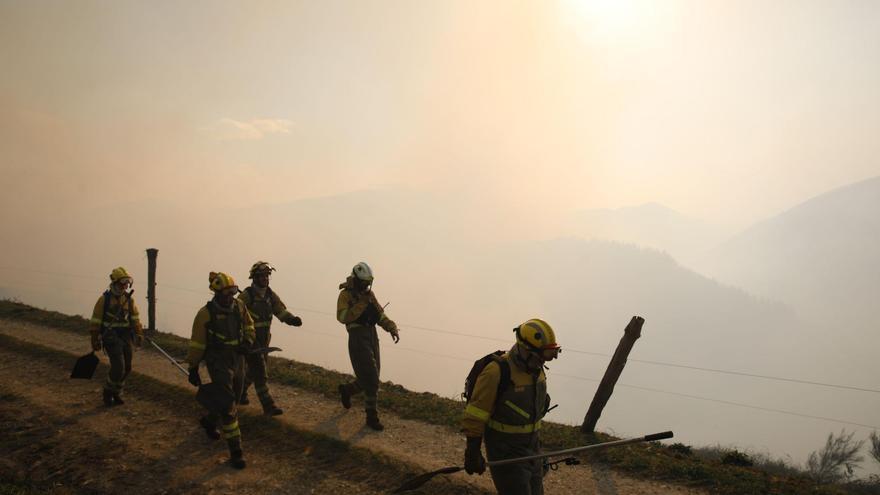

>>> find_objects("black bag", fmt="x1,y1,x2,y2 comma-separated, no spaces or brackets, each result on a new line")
462,350,511,402
70,352,99,379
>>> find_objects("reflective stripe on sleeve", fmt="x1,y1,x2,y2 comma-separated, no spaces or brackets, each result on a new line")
464,404,491,422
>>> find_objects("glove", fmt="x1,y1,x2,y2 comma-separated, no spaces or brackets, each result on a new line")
287,315,302,327
390,328,400,344
91,334,102,352
464,437,486,475
188,367,201,387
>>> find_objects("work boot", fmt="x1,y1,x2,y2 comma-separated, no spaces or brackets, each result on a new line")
199,416,221,441
112,393,125,406
338,384,351,409
239,392,250,405
102,389,113,407
230,449,246,470
263,403,283,416
365,410,384,431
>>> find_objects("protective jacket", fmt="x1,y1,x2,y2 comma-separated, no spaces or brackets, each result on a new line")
336,277,397,333
89,290,144,343
463,347,550,495
186,299,255,367
238,286,295,342
462,347,549,443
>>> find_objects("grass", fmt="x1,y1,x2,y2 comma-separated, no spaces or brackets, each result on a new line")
0,299,870,494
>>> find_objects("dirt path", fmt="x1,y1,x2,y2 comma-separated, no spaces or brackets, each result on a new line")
0,318,705,494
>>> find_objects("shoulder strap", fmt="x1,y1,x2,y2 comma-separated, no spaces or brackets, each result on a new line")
101,290,112,328
493,355,512,399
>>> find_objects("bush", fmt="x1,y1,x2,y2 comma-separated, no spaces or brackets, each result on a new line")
669,443,693,456
721,450,754,467
870,431,880,465
807,430,865,484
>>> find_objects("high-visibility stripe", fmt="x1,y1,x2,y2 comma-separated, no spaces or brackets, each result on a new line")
103,322,131,328
503,400,531,420
254,321,271,328
90,317,102,324
222,421,241,439
486,419,542,434
464,404,491,422
338,308,349,321
189,341,206,350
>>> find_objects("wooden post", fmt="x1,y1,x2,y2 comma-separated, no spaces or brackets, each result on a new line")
146,248,158,334
581,316,645,433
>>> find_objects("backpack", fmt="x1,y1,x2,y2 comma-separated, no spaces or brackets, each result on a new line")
463,350,511,403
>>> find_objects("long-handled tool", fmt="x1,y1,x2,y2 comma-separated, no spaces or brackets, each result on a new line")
145,336,234,412
145,336,189,376
392,431,673,493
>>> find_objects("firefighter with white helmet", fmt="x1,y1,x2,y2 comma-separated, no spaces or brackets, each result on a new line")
186,271,256,469
461,319,561,494
89,267,144,406
237,261,302,415
336,261,400,431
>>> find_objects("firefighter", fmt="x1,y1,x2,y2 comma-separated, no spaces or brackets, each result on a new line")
89,266,144,406
186,272,256,469
461,319,560,495
336,262,400,431
237,261,302,415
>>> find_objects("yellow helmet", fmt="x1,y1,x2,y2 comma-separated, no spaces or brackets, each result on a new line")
109,267,132,284
249,261,276,279
514,318,561,358
209,272,238,293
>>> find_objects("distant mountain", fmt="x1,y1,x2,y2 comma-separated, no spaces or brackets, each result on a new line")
566,203,727,267
703,176,880,334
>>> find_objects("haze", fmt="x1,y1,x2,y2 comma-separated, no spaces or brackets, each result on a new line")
2,0,879,476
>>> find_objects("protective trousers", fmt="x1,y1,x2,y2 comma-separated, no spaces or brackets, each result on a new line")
485,430,544,495
342,325,380,412
205,349,245,454
242,328,275,408
102,329,133,395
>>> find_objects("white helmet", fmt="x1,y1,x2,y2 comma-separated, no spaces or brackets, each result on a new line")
352,262,374,282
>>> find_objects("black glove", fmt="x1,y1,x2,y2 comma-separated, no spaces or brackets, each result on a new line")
464,437,486,475
237,339,254,355
287,315,302,327
188,367,201,387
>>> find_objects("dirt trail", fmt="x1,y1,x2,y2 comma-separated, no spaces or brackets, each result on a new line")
0,318,705,494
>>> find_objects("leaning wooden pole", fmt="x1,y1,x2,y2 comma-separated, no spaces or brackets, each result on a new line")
146,248,158,334
581,316,645,433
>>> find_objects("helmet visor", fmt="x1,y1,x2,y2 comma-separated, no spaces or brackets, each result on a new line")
541,346,561,361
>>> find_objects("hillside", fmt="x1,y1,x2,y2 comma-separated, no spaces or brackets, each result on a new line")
0,300,865,495
701,176,880,381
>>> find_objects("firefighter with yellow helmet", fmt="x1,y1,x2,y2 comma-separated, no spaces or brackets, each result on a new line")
89,267,144,406
336,262,400,431
186,271,256,469
461,319,561,495
237,261,302,415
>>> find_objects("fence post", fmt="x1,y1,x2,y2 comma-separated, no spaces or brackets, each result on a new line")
581,316,645,433
146,248,158,334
